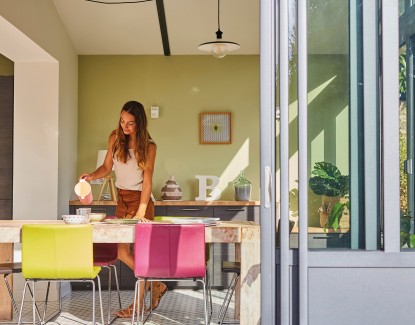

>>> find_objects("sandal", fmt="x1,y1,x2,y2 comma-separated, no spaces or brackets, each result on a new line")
151,282,168,310
116,303,134,318
115,302,148,318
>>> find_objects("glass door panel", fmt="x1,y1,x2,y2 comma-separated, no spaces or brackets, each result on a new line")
282,0,383,250
400,2,415,249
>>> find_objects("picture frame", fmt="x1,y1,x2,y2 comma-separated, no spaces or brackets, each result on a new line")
199,112,232,144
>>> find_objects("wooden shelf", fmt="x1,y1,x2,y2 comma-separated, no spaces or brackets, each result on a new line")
290,226,350,234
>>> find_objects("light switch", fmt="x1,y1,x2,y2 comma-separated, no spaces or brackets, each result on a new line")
151,106,159,118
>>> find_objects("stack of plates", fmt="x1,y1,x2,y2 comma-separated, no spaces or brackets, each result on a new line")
165,217,220,226
105,219,144,224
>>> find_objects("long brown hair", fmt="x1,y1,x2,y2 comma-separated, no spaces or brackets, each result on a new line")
113,101,153,168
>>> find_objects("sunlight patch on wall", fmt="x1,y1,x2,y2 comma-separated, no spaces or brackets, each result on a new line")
336,105,349,174
218,138,250,194
289,75,337,124
311,130,325,167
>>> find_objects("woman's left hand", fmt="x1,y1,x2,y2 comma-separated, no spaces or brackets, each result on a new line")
132,216,151,222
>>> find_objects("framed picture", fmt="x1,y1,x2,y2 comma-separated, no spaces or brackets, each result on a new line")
199,112,232,144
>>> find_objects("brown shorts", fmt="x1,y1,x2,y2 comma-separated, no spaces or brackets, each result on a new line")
115,188,154,220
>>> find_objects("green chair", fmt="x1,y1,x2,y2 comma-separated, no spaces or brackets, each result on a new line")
17,224,104,325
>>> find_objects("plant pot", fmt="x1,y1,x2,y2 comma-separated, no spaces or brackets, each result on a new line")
320,212,329,228
319,195,340,227
322,195,340,207
339,197,350,230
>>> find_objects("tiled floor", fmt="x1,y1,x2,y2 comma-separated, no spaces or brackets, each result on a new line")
10,288,237,325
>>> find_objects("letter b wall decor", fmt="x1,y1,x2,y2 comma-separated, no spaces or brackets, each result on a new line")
195,175,221,201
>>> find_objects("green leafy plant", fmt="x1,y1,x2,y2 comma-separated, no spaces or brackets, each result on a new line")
401,210,411,248
309,162,349,197
400,210,415,248
326,199,349,232
309,162,349,232
399,53,406,101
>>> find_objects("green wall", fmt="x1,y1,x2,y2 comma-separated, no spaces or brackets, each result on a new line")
78,55,260,201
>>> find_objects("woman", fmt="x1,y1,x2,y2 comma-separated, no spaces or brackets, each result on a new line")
80,100,167,318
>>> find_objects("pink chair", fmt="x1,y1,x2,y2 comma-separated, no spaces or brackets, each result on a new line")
93,216,122,324
132,223,209,325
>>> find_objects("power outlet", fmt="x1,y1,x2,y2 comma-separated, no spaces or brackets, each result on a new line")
90,178,104,185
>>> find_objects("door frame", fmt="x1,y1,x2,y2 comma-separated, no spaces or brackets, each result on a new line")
260,1,409,324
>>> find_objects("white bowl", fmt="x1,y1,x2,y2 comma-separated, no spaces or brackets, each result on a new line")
89,212,106,222
62,214,89,225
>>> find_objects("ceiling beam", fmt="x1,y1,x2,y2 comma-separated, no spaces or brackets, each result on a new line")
155,0,170,56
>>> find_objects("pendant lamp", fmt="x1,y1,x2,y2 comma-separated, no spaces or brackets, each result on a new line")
198,0,240,58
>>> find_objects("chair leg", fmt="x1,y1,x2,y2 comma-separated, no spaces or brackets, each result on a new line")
41,281,51,322
132,278,150,325
103,266,112,324
101,265,121,324
110,264,122,310
96,276,105,325
3,274,19,316
218,273,240,325
131,279,139,325
16,280,54,325
17,280,29,325
142,280,147,323
91,280,96,325
205,266,213,319
197,278,209,325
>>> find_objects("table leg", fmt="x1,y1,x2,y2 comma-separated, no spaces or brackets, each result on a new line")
239,226,261,325
0,243,13,321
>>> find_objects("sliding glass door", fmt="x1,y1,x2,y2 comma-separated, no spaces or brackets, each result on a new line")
260,1,415,324
400,2,415,247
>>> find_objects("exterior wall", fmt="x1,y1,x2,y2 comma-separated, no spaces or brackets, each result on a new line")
0,0,78,300
0,0,78,218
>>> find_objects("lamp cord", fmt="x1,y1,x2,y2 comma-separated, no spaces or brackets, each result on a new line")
217,0,221,31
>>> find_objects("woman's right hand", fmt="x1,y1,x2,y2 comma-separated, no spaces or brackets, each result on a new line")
79,173,92,182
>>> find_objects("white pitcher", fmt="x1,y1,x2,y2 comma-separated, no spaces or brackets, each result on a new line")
74,179,93,205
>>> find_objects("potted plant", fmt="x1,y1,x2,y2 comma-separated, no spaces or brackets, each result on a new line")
309,162,349,232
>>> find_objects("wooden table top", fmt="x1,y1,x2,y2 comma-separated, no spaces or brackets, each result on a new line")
0,220,260,244
69,200,260,206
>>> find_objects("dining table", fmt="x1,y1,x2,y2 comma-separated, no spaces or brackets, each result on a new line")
0,219,260,325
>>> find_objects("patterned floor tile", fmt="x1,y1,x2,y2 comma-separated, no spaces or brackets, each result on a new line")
9,288,237,325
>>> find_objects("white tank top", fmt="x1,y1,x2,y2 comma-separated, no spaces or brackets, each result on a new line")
113,149,144,191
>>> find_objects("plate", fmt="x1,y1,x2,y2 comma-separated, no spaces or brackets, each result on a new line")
160,217,220,226
105,219,143,224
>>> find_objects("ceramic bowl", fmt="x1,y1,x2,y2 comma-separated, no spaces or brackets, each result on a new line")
62,214,89,225
89,212,106,222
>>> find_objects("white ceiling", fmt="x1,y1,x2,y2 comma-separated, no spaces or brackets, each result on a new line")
52,0,260,55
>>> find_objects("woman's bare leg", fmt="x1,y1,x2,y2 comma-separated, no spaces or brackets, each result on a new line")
116,243,148,317
117,242,167,313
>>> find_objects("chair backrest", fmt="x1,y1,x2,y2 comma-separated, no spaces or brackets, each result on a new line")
22,224,97,279
93,243,118,261
134,223,206,278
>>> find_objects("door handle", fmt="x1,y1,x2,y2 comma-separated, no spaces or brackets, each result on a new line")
264,166,272,208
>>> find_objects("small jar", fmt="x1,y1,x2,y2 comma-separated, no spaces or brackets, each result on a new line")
234,171,252,201
161,175,182,201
